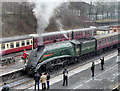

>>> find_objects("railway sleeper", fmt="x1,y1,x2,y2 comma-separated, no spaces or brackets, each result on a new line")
0,57,16,66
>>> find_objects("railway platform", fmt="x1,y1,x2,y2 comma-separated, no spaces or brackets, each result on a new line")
28,50,119,90
0,58,25,77
0,50,31,77
0,55,26,87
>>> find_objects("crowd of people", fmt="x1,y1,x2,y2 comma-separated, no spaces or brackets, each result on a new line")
34,72,51,90
34,68,69,91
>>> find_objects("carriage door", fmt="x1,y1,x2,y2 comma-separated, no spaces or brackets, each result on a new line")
75,44,80,56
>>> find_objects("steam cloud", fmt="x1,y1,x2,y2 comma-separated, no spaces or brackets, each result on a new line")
56,19,68,39
28,0,64,45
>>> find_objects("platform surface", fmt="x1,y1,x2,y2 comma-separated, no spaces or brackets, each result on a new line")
0,58,25,76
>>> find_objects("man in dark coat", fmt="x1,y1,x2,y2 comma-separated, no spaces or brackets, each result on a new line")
1,83,9,91
63,68,68,86
46,73,50,89
34,72,40,91
100,57,104,70
91,62,95,77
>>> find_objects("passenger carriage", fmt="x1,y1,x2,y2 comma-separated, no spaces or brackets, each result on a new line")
94,32,120,51
0,35,37,55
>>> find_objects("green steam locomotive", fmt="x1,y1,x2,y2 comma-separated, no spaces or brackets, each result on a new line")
25,32,119,75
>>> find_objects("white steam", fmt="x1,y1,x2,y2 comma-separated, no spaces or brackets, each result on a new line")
28,0,65,45
56,19,68,39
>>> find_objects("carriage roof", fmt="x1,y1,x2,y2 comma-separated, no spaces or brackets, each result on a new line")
0,35,31,43
94,32,120,40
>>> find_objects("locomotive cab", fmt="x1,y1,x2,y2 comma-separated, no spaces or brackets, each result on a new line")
70,40,81,56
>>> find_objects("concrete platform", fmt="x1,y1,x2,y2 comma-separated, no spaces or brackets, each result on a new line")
0,58,25,77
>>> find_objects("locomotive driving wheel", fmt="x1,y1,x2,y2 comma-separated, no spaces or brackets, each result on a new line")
49,66,54,72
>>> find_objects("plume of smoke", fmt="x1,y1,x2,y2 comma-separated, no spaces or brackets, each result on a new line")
56,19,68,39
55,3,69,39
28,0,65,45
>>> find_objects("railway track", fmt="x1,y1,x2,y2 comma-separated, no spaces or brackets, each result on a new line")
0,49,117,90
1,50,31,66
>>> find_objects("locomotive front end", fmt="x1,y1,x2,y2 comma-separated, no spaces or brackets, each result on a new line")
25,45,44,75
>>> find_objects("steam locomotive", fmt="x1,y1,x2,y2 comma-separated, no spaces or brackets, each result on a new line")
25,31,120,75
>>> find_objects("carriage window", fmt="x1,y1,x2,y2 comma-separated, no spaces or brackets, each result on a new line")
27,40,30,45
99,41,101,45
7,44,9,48
114,36,115,41
116,36,118,40
77,32,79,36
1,44,5,50
107,38,109,43
94,31,96,34
46,37,49,41
87,31,89,35
115,36,116,40
43,37,46,42
89,31,91,35
31,40,32,44
21,41,25,46
59,35,62,39
101,40,103,45
80,32,83,35
83,32,85,35
35,39,37,43
56,35,58,39
10,43,14,48
105,39,106,44
16,42,19,47
53,36,55,40
50,36,53,40
111,37,112,42
110,38,112,43
63,35,65,38
76,32,78,36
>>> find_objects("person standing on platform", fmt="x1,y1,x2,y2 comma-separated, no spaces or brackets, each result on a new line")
23,49,26,64
100,57,104,70
34,72,40,91
1,83,9,91
40,73,46,90
46,73,50,89
91,62,95,77
63,68,68,86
